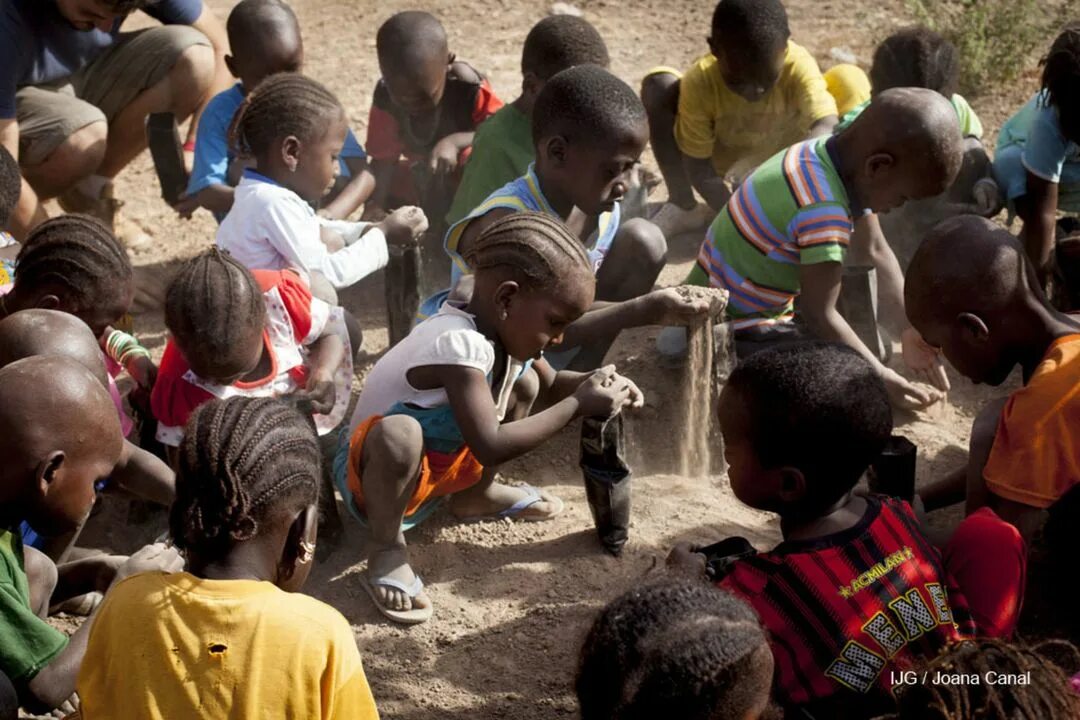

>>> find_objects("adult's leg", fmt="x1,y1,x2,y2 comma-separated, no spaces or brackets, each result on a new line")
570,218,667,370
640,71,695,209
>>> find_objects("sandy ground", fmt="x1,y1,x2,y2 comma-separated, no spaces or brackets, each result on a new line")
58,0,1058,717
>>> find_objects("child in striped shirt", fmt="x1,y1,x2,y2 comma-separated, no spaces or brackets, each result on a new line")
675,87,964,409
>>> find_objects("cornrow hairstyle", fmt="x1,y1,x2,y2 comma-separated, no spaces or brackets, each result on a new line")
14,214,132,312
0,144,18,227
521,15,610,81
891,639,1080,719
531,64,647,147
463,211,593,291
1042,24,1080,142
170,397,320,561
727,341,892,510
164,248,265,377
870,26,960,97
229,72,344,158
711,0,790,57
577,579,771,720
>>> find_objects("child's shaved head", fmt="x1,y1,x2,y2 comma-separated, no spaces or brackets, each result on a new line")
0,309,108,386
522,15,609,81
906,216,1041,385
842,87,963,213
377,11,448,70
0,357,122,534
225,0,303,91
532,64,646,148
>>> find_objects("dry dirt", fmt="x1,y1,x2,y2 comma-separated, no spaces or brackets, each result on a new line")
72,0,1055,718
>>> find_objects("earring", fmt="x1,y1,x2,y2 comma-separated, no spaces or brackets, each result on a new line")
298,539,316,564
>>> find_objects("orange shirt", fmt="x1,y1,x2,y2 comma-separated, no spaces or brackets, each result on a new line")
984,334,1080,509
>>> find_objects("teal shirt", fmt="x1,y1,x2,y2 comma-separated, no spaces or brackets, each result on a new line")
446,104,533,225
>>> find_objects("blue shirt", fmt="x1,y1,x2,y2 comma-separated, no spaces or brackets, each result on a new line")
0,0,204,118
187,84,367,222
997,91,1080,184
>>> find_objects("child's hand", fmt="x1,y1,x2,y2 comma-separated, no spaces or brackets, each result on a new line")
881,367,942,411
361,204,388,223
173,193,199,220
291,370,336,416
379,205,429,247
319,226,346,253
429,137,461,175
573,365,641,418
114,543,184,584
127,355,158,392
900,327,950,392
666,542,708,580
645,286,728,325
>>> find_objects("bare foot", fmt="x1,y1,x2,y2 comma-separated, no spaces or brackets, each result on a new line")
366,543,431,613
449,481,563,521
379,205,429,247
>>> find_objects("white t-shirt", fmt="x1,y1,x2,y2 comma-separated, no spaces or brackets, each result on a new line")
217,171,389,289
350,302,524,431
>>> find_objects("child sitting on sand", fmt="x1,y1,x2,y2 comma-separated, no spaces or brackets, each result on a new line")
908,216,1080,556
151,249,352,451
431,64,716,372
640,0,866,236
216,72,427,302
0,356,182,714
446,14,610,226
363,11,504,226
994,26,1080,282
668,342,1025,717
77,397,380,719
577,579,776,720
177,0,373,223
339,212,643,624
665,88,963,409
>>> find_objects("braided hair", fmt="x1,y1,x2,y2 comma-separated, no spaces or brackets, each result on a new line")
870,26,960,97
14,214,132,313
463,211,593,291
171,397,320,561
891,639,1080,719
229,72,344,159
0,144,18,227
578,579,772,720
165,248,265,380
1042,24,1080,142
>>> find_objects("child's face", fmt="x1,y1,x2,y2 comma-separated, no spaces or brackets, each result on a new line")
541,124,648,216
718,386,793,512
382,55,449,117
710,39,785,103
56,0,124,32
908,311,1012,386
496,275,595,361
287,113,347,204
856,152,955,214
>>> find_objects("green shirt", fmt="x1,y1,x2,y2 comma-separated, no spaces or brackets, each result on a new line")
0,529,67,682
687,137,852,327
446,104,533,225
837,93,983,139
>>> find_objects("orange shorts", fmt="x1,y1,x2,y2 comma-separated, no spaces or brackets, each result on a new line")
345,415,485,518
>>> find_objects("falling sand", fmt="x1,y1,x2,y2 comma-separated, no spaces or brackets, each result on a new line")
676,287,730,479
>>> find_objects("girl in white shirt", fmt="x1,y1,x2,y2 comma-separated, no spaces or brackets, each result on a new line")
216,72,427,293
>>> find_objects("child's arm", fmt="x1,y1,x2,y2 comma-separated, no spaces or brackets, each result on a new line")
808,115,838,137
799,262,938,409
321,158,376,220
175,183,235,219
361,159,397,221
21,545,183,713
289,332,345,416
102,329,157,391
108,440,175,507
684,156,732,212
430,131,475,175
1018,171,1059,283
436,364,639,467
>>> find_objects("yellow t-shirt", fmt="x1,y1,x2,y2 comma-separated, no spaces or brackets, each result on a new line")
674,41,838,176
983,334,1080,509
77,572,379,720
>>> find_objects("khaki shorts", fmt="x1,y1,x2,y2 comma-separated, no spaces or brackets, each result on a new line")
16,25,210,166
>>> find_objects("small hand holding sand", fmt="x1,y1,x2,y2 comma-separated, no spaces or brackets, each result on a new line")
429,137,461,175
575,365,644,417
901,327,950,392
881,367,942,411
378,205,429,247
290,369,336,416
646,286,728,325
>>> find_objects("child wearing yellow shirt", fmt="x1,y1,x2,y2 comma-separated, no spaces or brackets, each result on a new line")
76,397,379,720
641,0,868,236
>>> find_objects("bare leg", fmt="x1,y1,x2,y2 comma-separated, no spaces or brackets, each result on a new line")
359,415,429,612
23,546,58,619
640,73,695,209
570,218,667,370
96,44,215,178
918,397,1006,513
21,122,107,199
